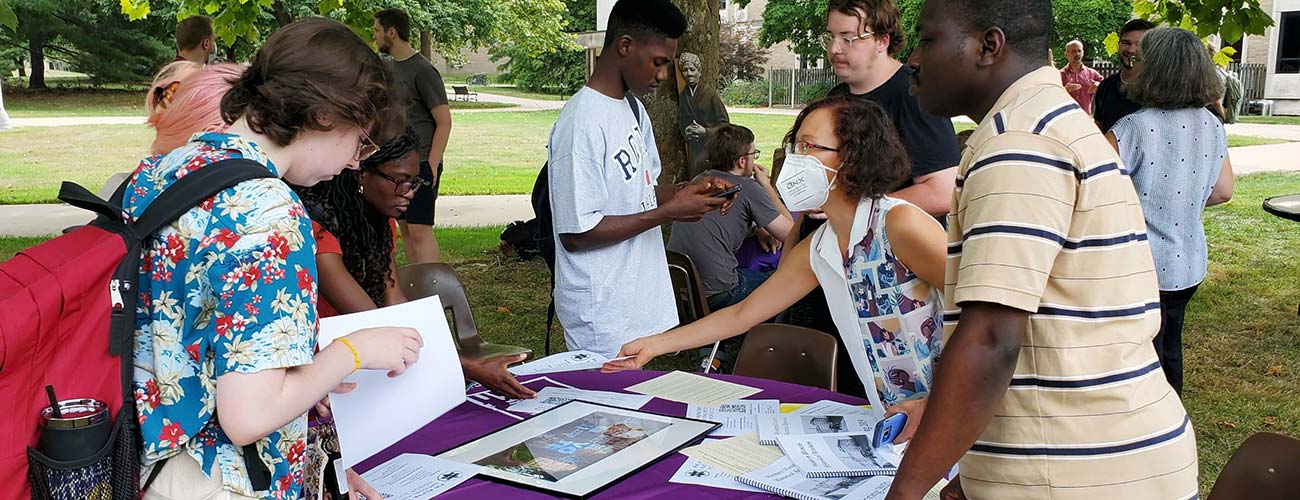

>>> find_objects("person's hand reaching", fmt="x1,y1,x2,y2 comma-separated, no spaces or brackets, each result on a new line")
883,398,927,444
345,468,383,499
462,354,535,399
601,337,659,373
755,227,782,254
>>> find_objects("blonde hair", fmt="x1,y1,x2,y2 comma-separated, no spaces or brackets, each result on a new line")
148,63,243,155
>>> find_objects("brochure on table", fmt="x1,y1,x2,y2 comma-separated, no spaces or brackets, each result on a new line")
317,295,466,470
686,399,779,436
508,350,632,376
757,413,879,445
506,386,652,414
774,432,902,478
359,453,480,500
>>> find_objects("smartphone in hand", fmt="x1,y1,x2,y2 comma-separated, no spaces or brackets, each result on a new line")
872,412,908,448
712,184,742,198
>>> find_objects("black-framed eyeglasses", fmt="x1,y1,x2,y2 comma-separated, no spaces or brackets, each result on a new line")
786,142,839,155
820,32,875,50
356,129,379,162
739,148,762,159
369,170,430,195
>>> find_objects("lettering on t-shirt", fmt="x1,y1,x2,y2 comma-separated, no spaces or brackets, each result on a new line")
613,128,647,183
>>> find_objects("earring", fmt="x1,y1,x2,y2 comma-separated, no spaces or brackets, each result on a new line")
358,184,365,194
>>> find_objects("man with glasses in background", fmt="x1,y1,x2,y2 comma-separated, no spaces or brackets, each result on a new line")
782,0,961,398
668,124,793,372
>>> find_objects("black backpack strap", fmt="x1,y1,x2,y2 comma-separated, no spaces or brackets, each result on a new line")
119,157,277,492
132,158,276,237
626,94,641,124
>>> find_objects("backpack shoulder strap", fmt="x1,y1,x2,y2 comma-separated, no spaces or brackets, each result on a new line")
132,158,276,238
626,94,641,125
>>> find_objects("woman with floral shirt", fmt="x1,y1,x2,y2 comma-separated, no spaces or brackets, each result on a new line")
124,18,420,500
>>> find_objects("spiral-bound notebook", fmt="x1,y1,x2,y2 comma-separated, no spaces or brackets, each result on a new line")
772,432,901,478
735,457,893,500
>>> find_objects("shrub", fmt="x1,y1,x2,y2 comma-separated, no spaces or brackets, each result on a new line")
722,79,780,107
799,81,837,104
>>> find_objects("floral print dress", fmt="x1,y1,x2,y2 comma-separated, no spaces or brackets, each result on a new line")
124,132,318,499
842,197,944,408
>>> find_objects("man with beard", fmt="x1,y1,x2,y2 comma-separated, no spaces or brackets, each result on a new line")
373,9,452,264
1093,19,1156,132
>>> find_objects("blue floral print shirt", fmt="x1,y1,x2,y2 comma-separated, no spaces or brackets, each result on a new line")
124,132,317,499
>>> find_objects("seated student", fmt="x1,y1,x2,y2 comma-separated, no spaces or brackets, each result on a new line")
606,95,946,422
124,19,421,500
668,123,793,312
294,128,536,400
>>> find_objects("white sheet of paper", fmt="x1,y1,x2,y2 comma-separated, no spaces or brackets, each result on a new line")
686,399,780,436
360,453,479,500
319,295,466,467
678,432,784,476
793,399,873,416
504,386,652,414
507,350,612,376
925,478,950,500
669,456,766,493
625,371,762,407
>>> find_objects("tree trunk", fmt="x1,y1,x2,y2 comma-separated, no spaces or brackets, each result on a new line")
271,0,294,27
17,59,25,78
28,33,45,90
420,29,433,61
644,0,720,186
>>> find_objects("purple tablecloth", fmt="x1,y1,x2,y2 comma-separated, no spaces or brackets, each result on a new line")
353,370,866,499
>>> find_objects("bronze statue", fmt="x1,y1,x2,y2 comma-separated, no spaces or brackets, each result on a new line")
677,52,729,175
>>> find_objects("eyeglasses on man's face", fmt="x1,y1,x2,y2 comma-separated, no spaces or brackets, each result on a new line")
821,32,875,50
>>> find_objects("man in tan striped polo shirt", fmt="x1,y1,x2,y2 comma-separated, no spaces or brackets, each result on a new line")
883,1,1199,499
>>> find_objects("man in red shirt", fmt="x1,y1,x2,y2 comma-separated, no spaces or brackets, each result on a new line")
1060,40,1103,114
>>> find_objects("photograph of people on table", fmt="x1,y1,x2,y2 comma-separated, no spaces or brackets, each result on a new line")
2,0,1293,499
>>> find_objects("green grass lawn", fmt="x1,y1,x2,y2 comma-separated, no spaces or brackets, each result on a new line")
1,88,513,118
1237,115,1300,126
0,111,1292,204
2,172,1297,493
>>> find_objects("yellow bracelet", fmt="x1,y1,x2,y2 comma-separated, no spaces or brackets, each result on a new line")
338,338,361,371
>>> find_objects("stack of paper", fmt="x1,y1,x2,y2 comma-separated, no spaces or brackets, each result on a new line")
359,453,480,500
625,371,762,407
686,399,780,436
736,457,892,500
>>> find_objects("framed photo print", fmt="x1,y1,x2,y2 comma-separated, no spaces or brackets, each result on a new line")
436,400,719,498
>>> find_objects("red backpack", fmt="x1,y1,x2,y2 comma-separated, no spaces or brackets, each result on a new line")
0,160,273,499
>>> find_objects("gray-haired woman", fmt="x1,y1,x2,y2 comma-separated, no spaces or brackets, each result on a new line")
1106,26,1234,396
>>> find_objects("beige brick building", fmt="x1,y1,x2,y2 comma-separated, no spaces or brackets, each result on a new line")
1243,0,1300,114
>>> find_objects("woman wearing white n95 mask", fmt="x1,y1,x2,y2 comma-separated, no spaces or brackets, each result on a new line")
604,94,948,444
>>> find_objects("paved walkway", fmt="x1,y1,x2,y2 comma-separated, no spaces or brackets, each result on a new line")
0,194,535,237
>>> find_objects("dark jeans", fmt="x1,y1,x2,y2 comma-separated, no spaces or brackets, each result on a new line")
1155,283,1200,395
697,269,771,372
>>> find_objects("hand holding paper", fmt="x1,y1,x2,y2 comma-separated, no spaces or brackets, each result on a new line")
340,326,425,377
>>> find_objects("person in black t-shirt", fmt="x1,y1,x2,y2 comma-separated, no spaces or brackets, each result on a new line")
1093,19,1155,132
781,0,960,398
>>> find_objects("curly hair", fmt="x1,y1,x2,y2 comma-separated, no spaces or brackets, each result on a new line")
783,94,910,200
221,18,403,147
294,128,418,305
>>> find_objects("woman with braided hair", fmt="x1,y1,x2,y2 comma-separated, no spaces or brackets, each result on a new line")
294,129,537,498
297,128,422,315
